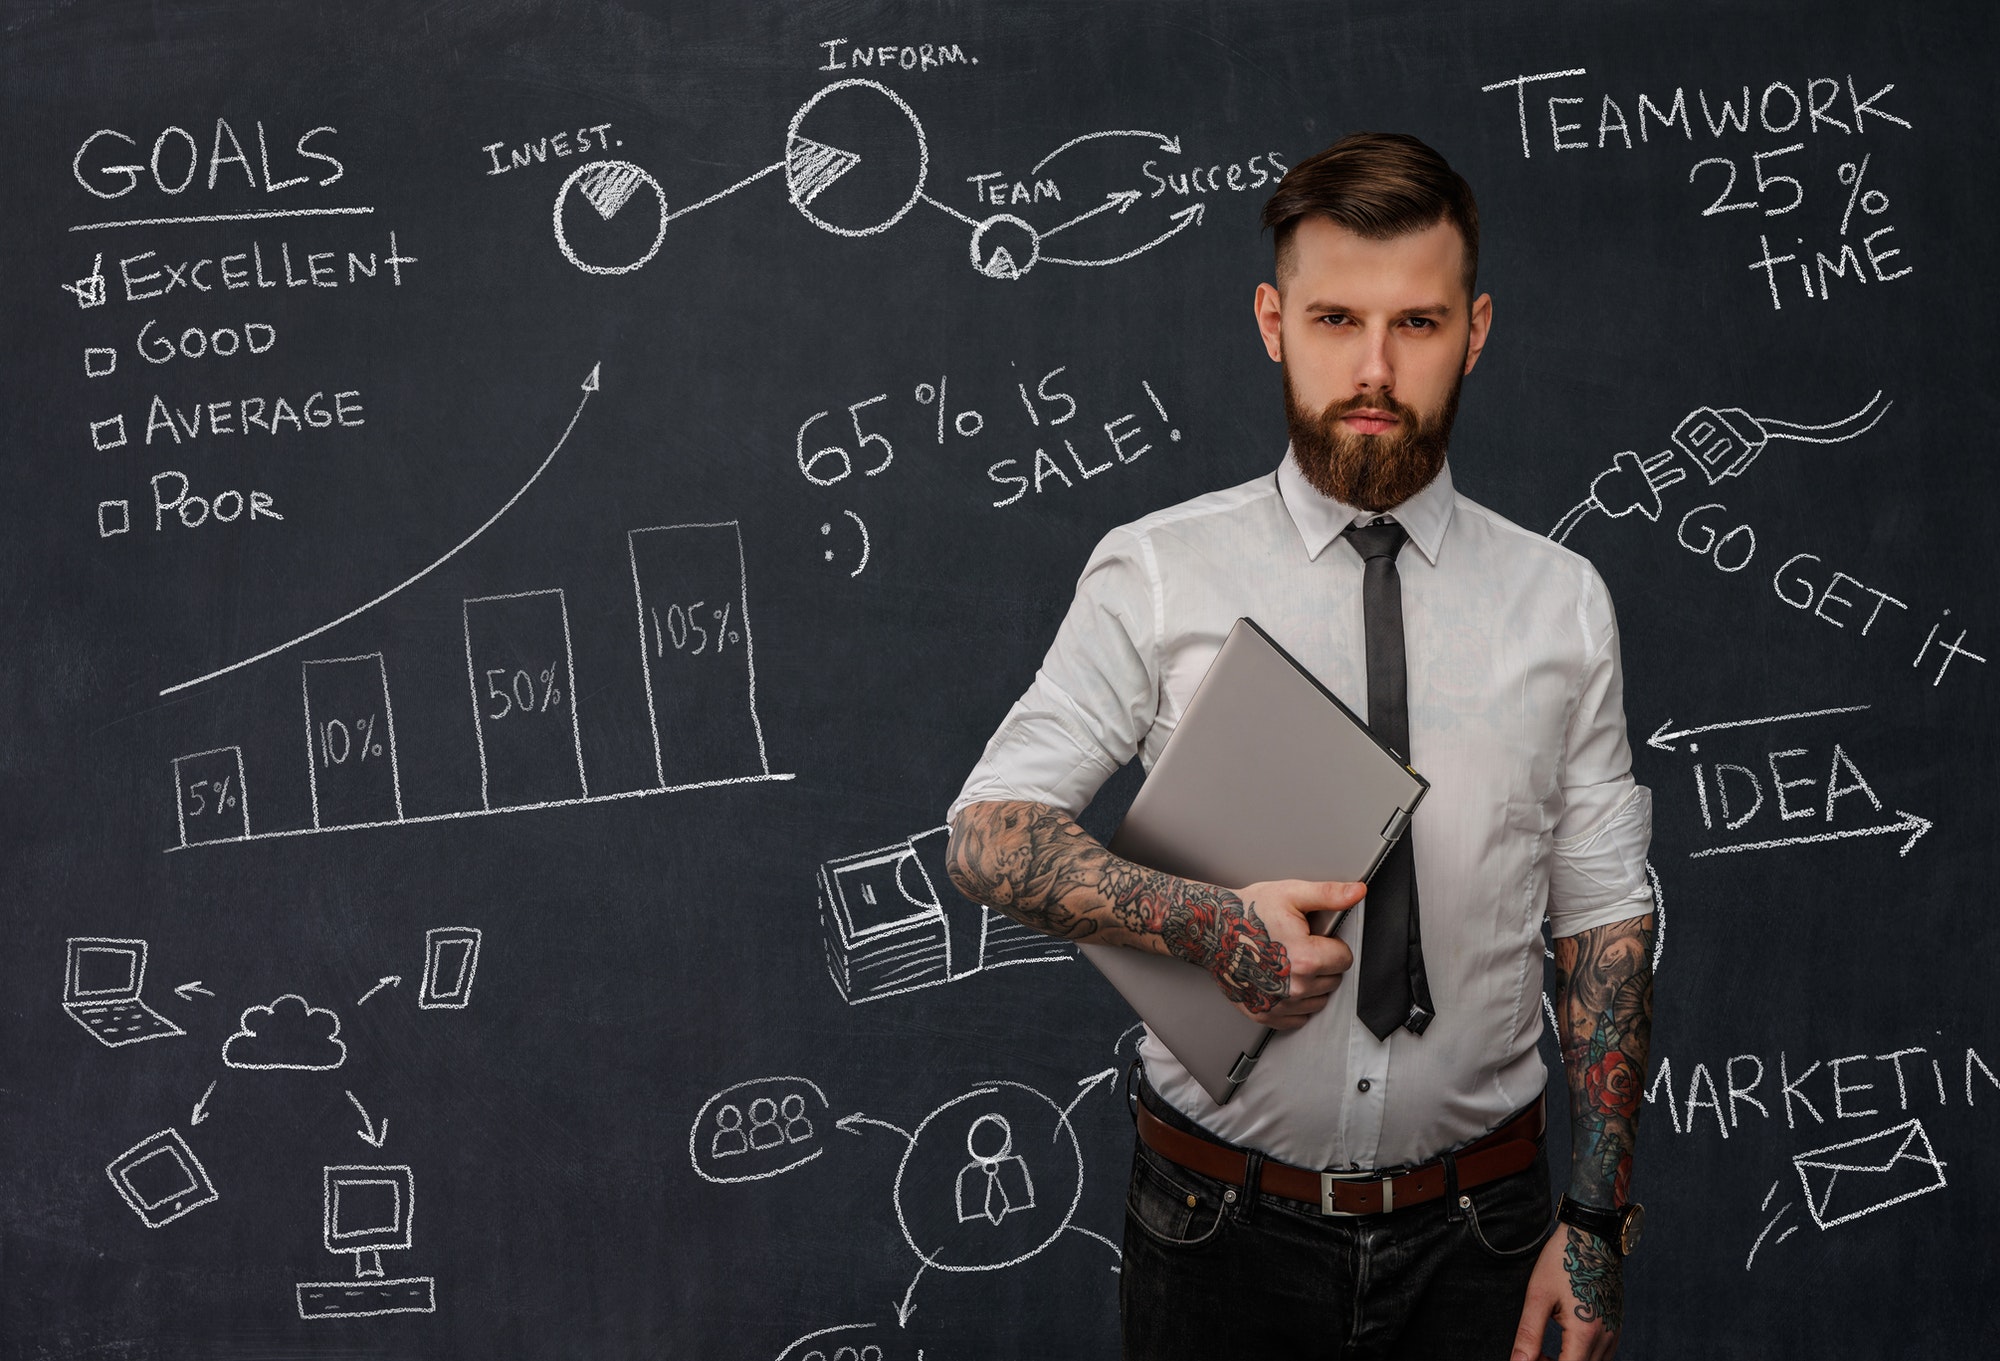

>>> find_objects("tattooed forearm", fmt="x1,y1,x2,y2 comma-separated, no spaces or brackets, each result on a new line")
1552,911,1654,1331
947,800,1289,1012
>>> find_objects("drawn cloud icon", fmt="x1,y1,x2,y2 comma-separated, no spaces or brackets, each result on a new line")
222,994,347,1071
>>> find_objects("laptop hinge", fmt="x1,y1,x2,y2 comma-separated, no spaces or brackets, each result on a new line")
1380,806,1412,843
1227,1052,1258,1086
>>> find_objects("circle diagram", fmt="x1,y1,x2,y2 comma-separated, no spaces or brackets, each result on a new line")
968,214,1040,280
554,160,669,275
893,1080,1081,1272
784,79,928,238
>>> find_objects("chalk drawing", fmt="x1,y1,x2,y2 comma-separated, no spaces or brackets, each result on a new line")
821,509,872,576
690,1077,831,1184
818,825,1071,1005
222,994,347,1071
418,927,482,1010
1550,391,1890,544
105,1128,218,1228
159,362,601,696
62,937,184,1048
1792,1117,1946,1230
296,1163,438,1318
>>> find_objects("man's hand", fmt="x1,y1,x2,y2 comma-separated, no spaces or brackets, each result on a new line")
1512,1226,1622,1361
1217,879,1362,1028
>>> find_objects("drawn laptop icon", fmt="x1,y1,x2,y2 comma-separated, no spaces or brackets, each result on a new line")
63,937,185,1048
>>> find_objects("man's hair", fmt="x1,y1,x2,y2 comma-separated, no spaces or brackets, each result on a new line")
1261,132,1479,296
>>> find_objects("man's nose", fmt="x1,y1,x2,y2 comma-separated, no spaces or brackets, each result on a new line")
1354,325,1394,393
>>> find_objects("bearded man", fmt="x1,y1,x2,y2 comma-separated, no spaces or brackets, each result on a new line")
944,133,1655,1361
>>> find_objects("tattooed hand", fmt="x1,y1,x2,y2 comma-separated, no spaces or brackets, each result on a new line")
1514,1229,1623,1361
946,801,1361,1026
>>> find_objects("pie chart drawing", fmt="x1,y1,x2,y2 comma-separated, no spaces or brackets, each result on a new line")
784,78,928,238
554,160,669,275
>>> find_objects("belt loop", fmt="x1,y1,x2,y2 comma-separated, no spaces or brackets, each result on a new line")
1442,1149,1465,1224
1124,1056,1144,1122
1236,1150,1264,1224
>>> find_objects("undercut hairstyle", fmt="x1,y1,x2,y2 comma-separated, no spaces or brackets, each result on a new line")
1261,132,1480,297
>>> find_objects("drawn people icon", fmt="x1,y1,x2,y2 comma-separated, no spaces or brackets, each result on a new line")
953,1113,1036,1226
711,1104,749,1159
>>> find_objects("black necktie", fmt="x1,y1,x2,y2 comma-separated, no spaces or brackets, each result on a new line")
1343,518,1435,1040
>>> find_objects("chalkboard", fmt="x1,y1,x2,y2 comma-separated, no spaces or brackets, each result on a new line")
4,2,1995,1357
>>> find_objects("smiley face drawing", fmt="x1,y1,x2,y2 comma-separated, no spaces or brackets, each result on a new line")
820,509,870,577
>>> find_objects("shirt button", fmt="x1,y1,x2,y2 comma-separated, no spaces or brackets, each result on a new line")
1356,1078,1372,1093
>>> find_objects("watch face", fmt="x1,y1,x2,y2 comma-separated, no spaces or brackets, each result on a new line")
1619,1203,1646,1256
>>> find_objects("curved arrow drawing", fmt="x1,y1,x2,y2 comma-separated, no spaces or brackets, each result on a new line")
1032,129,1182,175
346,1090,389,1148
160,363,602,696
1043,202,1204,267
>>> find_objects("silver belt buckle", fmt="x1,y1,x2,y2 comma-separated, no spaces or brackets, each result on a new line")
1318,1167,1386,1217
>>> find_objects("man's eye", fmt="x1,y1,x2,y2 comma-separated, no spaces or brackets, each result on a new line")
1403,317,1436,330
1316,314,1350,326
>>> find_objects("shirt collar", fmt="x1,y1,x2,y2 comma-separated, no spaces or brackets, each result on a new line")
1276,446,1457,566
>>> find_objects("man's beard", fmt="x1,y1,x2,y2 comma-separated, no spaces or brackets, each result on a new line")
1283,360,1463,513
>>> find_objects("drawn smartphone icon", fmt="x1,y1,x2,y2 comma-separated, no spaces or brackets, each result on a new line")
418,927,481,1010
106,1128,218,1228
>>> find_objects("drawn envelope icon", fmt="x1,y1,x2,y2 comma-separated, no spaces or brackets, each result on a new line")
1792,1117,1946,1230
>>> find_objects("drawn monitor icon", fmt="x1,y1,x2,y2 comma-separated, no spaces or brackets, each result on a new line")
296,1164,438,1319
418,927,481,1009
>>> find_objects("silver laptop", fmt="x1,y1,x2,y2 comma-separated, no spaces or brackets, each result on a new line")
1082,618,1427,1104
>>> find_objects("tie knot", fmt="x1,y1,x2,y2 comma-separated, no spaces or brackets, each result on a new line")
1343,518,1408,562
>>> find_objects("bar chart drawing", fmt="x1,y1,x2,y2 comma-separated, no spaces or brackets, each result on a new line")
462,589,587,809
302,654,405,830
629,520,773,789
167,519,791,852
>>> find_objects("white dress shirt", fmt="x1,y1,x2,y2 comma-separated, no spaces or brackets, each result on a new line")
949,451,1653,1169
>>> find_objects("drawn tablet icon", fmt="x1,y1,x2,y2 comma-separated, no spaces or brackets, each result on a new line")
418,927,481,1010
689,1077,830,1184
106,1128,218,1228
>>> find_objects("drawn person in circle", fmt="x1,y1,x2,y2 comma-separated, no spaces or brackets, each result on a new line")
710,1103,748,1159
953,1113,1036,1226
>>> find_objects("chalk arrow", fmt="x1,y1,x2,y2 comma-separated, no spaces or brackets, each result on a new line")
895,1258,931,1327
191,1079,216,1127
1058,1067,1120,1133
173,981,214,1001
1689,808,1932,859
356,975,401,1006
1043,202,1204,268
1646,704,1870,752
1042,190,1145,239
582,361,600,393
345,1090,389,1148
1033,129,1181,174
835,1113,913,1145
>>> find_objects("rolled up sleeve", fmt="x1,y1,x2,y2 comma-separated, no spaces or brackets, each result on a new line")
947,527,1159,823
1546,565,1654,938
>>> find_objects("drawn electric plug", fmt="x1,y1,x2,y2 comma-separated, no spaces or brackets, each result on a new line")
1550,391,1891,544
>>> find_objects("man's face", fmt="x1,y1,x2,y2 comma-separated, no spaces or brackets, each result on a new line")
1254,216,1492,512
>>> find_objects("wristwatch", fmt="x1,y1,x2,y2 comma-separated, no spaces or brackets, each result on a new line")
1556,1194,1645,1256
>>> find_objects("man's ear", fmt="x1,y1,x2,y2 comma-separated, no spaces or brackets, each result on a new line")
1254,282,1284,363
1463,291,1493,375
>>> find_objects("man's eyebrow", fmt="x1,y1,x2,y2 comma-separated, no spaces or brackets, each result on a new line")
1300,300,1455,319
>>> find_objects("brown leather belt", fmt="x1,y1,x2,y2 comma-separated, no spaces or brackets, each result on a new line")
1135,1091,1545,1217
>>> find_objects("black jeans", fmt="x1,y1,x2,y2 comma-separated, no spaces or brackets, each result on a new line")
1120,1079,1553,1360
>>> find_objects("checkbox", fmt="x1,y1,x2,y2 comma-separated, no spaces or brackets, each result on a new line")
85,347,117,378
98,499,130,536
90,414,127,450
